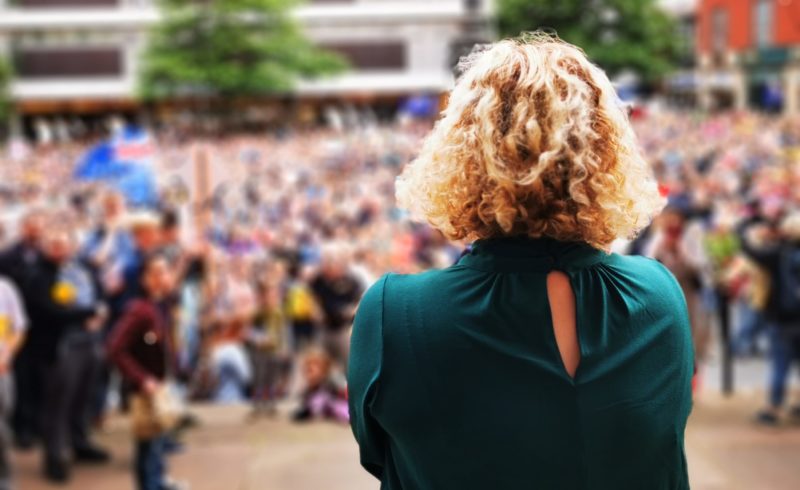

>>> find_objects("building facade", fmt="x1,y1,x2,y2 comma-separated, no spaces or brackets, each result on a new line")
662,0,699,108
696,0,800,113
0,0,493,121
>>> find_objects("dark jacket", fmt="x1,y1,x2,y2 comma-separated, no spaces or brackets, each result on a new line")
22,258,97,362
736,216,797,323
108,299,174,393
0,240,41,288
311,273,363,331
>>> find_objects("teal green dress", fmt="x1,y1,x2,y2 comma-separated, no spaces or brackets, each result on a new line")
348,237,693,490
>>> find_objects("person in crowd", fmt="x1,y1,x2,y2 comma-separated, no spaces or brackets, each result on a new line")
107,255,184,490
25,226,110,483
113,213,165,411
284,264,318,352
724,252,770,357
81,190,132,290
349,36,693,488
209,321,253,404
0,209,46,286
117,212,163,306
292,347,348,423
157,210,204,437
310,244,362,371
81,190,134,424
0,275,28,490
248,281,292,417
647,207,708,361
4,210,46,449
738,208,800,424
157,210,183,266
704,204,742,384
208,254,256,403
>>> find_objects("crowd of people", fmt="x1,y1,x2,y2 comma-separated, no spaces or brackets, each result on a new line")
629,110,800,424
0,117,462,490
0,108,797,488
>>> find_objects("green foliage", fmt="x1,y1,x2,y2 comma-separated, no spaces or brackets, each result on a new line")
497,0,680,82
139,0,347,100
0,56,12,125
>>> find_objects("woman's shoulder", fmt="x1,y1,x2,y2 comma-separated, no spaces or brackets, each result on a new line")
602,253,688,310
360,268,459,307
606,252,681,283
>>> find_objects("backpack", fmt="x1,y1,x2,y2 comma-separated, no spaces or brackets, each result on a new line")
777,246,800,318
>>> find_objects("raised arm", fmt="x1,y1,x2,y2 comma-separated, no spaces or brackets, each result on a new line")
736,216,780,268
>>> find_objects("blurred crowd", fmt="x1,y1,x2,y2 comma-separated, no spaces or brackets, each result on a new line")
0,120,462,490
628,110,800,425
0,109,799,489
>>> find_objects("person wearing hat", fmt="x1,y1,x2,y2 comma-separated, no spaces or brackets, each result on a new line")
116,211,163,307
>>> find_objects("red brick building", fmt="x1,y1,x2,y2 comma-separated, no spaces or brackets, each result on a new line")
696,0,800,113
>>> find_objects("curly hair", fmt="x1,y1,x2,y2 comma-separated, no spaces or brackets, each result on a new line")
395,34,665,250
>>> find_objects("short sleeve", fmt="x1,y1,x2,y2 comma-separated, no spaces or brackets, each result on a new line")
0,280,27,333
348,274,390,480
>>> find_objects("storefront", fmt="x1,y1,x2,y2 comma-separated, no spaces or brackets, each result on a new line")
744,47,789,113
698,69,746,112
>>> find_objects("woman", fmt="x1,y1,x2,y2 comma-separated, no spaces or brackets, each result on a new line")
108,256,181,490
348,35,694,490
208,255,256,403
646,208,709,363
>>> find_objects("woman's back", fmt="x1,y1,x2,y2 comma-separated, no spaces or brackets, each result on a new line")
349,237,693,489
349,34,692,490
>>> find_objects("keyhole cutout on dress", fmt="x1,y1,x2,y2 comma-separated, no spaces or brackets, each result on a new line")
546,271,580,379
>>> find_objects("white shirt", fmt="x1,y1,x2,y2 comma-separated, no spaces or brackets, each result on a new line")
0,277,27,356
0,277,27,334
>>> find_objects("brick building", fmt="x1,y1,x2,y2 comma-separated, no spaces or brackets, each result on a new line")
696,0,800,113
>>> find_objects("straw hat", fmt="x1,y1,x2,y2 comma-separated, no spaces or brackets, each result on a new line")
124,211,161,231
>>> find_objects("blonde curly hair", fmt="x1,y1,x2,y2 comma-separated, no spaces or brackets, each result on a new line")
396,34,665,250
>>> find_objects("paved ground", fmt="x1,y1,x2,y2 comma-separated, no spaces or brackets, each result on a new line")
687,389,800,490
12,388,800,490
14,404,373,490
13,338,800,490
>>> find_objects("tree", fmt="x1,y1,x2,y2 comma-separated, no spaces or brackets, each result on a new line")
497,0,679,82
139,0,347,101
0,56,12,130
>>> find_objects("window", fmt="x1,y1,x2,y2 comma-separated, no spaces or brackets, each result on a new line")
754,0,774,48
464,0,483,11
15,47,123,78
678,18,696,62
712,7,728,54
320,42,406,70
15,0,119,6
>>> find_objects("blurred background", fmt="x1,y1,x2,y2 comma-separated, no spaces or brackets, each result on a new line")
0,0,797,489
